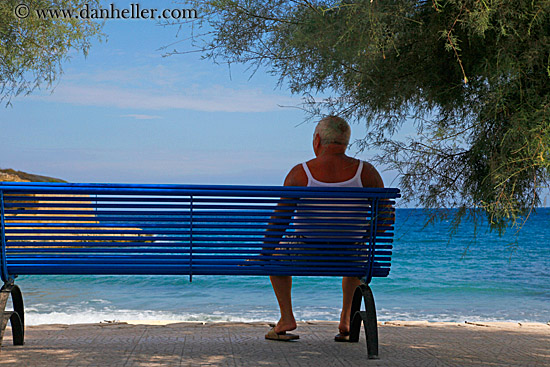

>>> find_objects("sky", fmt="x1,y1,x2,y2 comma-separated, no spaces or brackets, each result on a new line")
1,0,402,187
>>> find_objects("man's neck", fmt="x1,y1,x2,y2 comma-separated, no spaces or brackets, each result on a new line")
316,144,347,158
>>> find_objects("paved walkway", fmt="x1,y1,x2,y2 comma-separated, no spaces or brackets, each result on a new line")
1,321,549,366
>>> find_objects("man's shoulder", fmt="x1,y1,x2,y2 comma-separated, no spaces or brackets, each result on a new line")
360,160,384,188
360,160,377,172
284,163,308,186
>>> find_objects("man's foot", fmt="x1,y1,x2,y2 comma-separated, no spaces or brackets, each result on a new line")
337,317,351,342
272,319,297,334
334,330,350,342
265,327,299,341
338,320,350,335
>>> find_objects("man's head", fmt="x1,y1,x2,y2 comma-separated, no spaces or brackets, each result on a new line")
313,116,351,153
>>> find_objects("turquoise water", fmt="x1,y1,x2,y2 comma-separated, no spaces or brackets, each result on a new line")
15,209,550,325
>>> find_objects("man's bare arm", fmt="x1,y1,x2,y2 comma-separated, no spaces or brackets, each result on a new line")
361,161,395,231
264,165,307,246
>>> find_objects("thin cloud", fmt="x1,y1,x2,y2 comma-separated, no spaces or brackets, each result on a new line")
122,114,162,120
31,83,295,113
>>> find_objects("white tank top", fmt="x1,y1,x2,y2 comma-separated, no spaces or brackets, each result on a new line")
294,160,366,238
302,160,363,187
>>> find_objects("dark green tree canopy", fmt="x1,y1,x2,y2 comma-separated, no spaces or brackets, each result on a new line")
185,0,550,232
0,0,103,105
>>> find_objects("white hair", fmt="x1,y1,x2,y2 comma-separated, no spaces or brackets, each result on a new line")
314,116,351,145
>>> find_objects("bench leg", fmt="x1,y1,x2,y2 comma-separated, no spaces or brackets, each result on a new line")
348,284,379,359
0,283,25,347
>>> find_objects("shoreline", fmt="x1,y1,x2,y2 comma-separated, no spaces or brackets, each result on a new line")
116,319,550,328
2,320,548,366
25,318,550,327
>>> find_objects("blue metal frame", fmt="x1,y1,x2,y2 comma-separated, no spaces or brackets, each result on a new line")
0,181,400,192
0,182,400,198
365,198,380,284
0,191,9,283
189,194,193,282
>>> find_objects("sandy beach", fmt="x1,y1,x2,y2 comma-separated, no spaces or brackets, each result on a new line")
0,320,548,366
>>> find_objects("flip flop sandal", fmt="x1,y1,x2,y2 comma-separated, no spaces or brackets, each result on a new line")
265,327,299,341
334,331,350,342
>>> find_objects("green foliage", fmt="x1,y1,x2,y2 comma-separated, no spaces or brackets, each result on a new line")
0,0,103,105
187,0,550,233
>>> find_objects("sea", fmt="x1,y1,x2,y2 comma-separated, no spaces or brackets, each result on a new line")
14,208,550,325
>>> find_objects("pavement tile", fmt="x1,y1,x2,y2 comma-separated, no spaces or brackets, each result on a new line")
0,321,548,366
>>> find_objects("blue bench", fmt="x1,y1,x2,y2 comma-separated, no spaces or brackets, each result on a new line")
0,182,399,358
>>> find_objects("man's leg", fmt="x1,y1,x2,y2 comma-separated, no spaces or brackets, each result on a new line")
270,275,297,333
339,276,361,333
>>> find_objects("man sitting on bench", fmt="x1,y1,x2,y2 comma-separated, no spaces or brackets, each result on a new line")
265,116,385,342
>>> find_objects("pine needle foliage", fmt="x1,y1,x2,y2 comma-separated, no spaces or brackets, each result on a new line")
185,0,550,233
0,0,104,105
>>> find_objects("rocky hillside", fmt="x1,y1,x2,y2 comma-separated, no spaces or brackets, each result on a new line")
0,168,66,183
